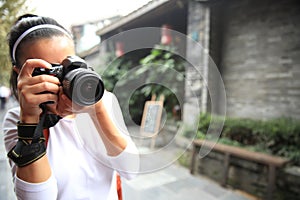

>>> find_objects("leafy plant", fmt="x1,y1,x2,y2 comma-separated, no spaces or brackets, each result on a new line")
138,44,185,97
135,44,185,120
194,113,300,165
99,52,133,92
100,44,186,125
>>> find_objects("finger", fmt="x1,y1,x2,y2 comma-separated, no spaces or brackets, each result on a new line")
19,81,60,99
17,75,60,98
39,93,58,106
29,81,60,95
30,75,60,86
21,93,58,106
18,59,52,78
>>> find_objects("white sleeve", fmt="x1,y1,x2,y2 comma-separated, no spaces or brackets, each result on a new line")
2,107,58,199
15,173,58,200
104,91,140,179
73,91,141,179
3,107,20,176
107,140,140,180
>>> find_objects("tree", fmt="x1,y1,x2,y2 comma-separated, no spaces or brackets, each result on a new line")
0,0,27,86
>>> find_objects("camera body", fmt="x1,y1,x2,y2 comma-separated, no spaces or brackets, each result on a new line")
32,56,104,106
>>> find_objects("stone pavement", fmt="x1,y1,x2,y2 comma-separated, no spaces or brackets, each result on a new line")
121,145,253,200
0,101,253,200
121,126,254,200
122,165,253,200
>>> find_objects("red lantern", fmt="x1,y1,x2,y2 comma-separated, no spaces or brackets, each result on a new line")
161,24,172,45
115,42,124,57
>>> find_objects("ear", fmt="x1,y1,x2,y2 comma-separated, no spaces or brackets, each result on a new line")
13,66,20,74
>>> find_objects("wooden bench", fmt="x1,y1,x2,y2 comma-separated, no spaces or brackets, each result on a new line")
190,139,289,200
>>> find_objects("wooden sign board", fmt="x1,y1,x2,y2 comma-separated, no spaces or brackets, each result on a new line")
140,100,163,137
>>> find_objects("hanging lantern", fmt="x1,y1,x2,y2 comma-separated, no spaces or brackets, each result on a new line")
161,24,172,45
115,41,124,57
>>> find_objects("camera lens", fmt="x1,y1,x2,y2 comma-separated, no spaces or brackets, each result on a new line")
76,74,103,104
80,80,99,100
63,69,104,106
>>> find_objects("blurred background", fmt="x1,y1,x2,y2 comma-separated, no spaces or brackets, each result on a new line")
1,0,300,199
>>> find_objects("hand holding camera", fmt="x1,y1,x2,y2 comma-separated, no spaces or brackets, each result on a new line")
32,55,104,107
17,56,104,122
16,59,60,123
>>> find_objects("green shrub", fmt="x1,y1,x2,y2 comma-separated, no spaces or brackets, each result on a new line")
195,113,300,166
100,45,185,125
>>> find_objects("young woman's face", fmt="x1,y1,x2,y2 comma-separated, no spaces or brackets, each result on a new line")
14,36,76,115
18,36,75,67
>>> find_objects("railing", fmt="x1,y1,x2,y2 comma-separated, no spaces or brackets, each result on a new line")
190,139,289,200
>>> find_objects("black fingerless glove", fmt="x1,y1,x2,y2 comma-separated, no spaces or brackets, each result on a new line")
7,121,46,167
7,104,61,167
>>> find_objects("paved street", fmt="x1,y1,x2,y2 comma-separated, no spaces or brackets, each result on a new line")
122,157,253,200
0,100,253,200
0,98,18,200
122,131,253,200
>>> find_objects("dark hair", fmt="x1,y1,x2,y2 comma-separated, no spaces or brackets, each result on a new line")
8,14,72,100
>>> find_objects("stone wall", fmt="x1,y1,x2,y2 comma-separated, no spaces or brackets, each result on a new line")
186,1,300,197
216,0,300,120
184,1,210,126
185,0,300,120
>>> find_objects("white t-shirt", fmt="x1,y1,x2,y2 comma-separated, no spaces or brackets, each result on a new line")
3,91,140,200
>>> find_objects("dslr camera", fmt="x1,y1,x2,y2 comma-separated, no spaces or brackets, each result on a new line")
32,56,104,106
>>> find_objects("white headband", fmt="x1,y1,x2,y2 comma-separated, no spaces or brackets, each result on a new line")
12,24,72,63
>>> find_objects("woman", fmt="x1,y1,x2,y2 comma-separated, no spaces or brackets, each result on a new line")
3,14,139,199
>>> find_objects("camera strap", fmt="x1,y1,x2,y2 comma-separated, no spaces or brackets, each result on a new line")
44,113,62,128
7,105,61,167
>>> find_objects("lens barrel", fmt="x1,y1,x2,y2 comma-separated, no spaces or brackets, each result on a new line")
62,68,104,106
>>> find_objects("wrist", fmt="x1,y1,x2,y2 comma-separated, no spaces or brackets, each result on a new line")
20,112,40,124
89,100,106,116
7,120,46,167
